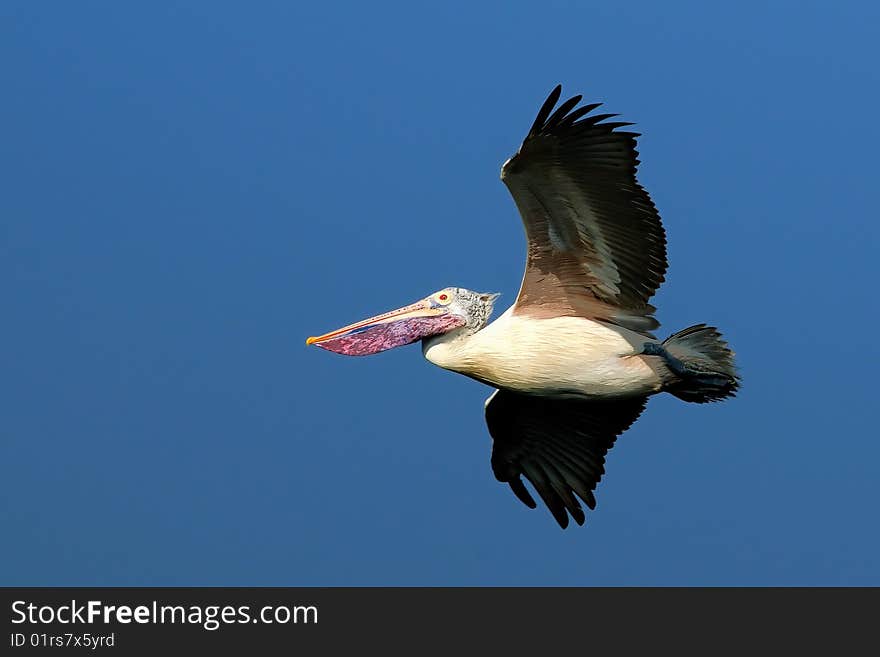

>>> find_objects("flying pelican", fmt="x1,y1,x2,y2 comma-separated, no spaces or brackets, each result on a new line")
307,85,739,528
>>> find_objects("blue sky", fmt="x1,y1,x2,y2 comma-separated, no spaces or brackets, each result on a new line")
2,1,878,585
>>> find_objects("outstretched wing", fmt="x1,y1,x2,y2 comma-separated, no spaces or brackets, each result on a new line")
501,85,667,335
485,389,648,528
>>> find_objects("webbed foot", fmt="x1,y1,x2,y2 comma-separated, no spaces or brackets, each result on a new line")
640,341,728,387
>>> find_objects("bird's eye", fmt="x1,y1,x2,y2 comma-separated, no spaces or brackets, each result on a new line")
435,292,451,304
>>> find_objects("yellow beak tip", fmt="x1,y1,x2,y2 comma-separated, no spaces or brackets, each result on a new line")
306,336,318,346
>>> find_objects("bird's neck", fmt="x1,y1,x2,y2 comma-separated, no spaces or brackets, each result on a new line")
421,328,477,374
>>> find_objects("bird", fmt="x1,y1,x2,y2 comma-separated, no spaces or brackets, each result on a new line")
306,85,740,528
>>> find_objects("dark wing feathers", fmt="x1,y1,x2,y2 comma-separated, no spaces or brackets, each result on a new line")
502,85,668,335
544,94,583,130
527,84,563,137
556,103,604,130
485,390,648,529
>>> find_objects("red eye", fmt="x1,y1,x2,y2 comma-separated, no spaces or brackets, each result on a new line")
439,294,448,301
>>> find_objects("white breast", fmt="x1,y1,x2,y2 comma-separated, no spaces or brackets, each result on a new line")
423,307,662,398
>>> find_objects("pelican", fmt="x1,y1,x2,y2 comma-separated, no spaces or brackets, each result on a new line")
307,85,739,528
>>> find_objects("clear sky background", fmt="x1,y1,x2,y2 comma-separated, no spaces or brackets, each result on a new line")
3,1,879,586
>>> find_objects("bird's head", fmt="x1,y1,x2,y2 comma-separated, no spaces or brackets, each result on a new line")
306,287,500,356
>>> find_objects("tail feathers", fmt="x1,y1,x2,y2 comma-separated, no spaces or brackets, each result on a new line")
662,324,740,403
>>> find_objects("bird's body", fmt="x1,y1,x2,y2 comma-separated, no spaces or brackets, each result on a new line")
424,308,663,399
307,85,740,528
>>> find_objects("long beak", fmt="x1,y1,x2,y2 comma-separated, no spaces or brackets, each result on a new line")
306,298,464,356
306,300,442,346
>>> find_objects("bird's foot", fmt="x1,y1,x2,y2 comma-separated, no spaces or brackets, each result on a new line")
639,342,666,357
640,342,690,376
640,341,730,387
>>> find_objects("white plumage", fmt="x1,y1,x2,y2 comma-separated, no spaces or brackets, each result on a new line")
424,307,663,398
